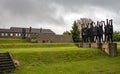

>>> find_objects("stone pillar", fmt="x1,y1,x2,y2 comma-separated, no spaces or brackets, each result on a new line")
77,42,117,56
75,43,80,47
102,43,117,56
91,43,102,48
79,43,83,48
109,43,117,56
98,43,102,49
82,43,91,48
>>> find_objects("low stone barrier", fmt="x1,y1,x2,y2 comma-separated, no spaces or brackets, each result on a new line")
77,43,117,56
82,43,91,48
101,43,117,56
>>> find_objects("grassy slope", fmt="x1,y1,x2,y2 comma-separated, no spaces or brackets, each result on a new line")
0,38,120,74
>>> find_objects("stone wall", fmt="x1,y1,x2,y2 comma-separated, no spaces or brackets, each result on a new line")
36,34,73,43
0,32,73,43
102,43,117,56
77,43,117,56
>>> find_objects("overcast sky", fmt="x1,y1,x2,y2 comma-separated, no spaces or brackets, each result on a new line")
0,0,120,34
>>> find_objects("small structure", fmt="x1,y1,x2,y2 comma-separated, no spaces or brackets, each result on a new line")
0,27,73,43
78,43,117,56
0,52,16,73
101,43,117,56
77,19,117,56
0,27,55,38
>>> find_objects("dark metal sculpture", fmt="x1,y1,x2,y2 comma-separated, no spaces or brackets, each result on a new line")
81,19,113,43
97,21,103,43
29,27,32,33
90,22,94,42
103,19,113,43
92,24,98,42
108,19,113,42
82,24,87,42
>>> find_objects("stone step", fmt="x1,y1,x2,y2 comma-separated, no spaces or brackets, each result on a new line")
0,59,11,62
0,63,14,67
0,61,13,64
0,56,10,59
0,66,15,71
0,52,16,73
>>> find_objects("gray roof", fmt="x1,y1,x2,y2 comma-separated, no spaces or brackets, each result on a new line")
0,27,55,35
0,29,12,33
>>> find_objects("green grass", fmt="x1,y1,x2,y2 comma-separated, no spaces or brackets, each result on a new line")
0,38,120,74
0,38,29,44
0,43,76,48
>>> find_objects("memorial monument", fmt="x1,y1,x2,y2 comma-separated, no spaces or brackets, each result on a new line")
79,19,117,56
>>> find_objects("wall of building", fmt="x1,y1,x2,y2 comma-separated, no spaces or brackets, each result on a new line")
0,32,73,43
0,32,29,38
36,34,73,43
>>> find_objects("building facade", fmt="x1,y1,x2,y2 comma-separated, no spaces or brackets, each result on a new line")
0,27,55,38
0,27,73,43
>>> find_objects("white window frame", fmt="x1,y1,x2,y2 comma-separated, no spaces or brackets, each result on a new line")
5,33,8,36
1,33,4,36
15,33,18,36
10,33,13,36
19,33,21,36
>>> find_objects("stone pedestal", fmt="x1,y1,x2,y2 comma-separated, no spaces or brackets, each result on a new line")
78,42,117,56
102,43,117,56
82,43,91,48
109,43,117,56
91,43,102,48
102,43,110,55
79,43,83,48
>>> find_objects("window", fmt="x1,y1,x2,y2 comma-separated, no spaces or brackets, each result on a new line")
25,34,27,37
10,33,13,36
1,33,4,36
15,33,18,36
19,33,21,36
5,33,8,36
42,40,45,43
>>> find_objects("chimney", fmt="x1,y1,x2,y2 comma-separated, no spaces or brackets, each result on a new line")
40,28,42,33
29,27,32,33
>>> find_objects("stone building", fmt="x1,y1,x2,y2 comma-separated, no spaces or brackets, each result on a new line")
0,27,73,43
0,27,55,38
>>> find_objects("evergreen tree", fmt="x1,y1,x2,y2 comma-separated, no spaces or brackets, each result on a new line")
113,31,120,42
71,21,80,42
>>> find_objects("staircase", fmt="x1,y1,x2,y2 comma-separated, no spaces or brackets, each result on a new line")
0,52,16,73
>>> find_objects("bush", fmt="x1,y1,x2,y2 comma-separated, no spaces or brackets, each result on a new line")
31,39,38,43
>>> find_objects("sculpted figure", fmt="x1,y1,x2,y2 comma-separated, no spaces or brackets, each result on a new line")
97,22,103,43
82,24,88,42
109,19,113,42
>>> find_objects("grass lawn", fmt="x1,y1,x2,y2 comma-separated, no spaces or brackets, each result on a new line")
0,38,120,74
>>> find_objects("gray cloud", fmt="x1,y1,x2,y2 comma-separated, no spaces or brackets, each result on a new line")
0,0,120,34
